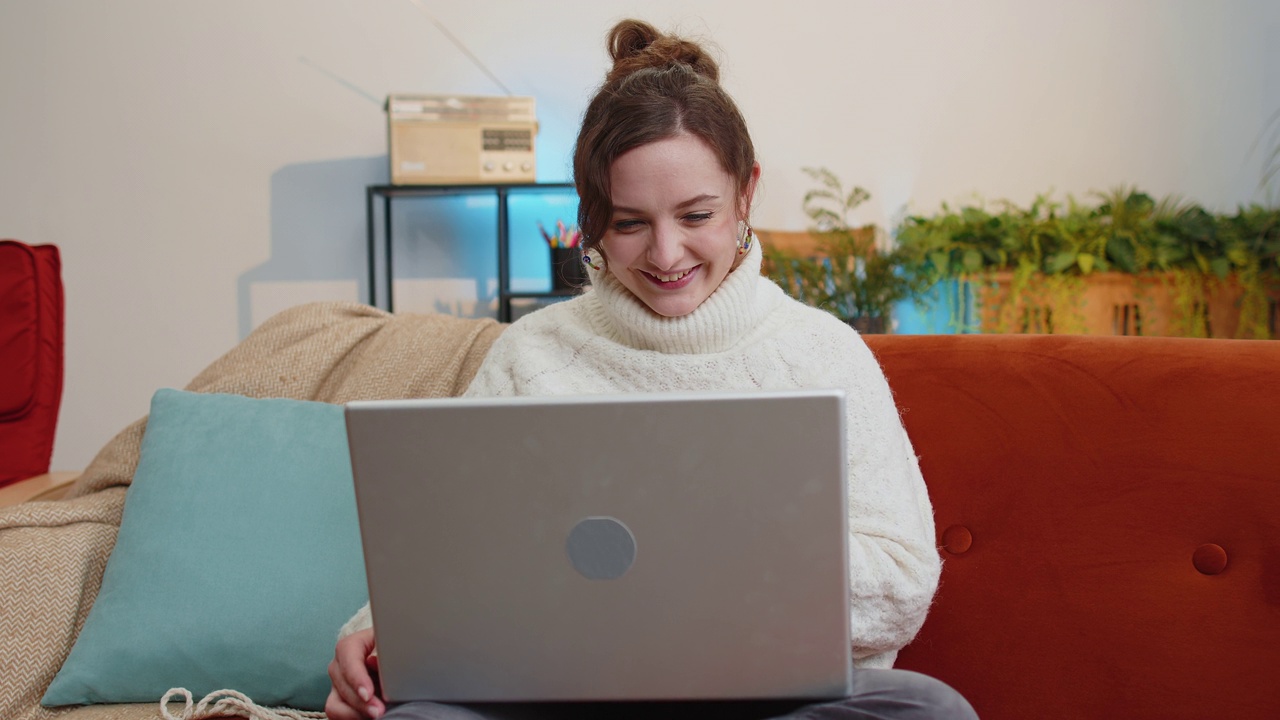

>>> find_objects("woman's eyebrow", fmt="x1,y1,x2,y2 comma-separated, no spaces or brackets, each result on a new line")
676,194,720,209
612,194,721,215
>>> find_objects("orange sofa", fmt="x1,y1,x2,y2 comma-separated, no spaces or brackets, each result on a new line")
868,334,1280,720
3,306,1275,719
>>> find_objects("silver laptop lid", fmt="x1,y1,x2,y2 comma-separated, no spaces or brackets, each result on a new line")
345,390,851,703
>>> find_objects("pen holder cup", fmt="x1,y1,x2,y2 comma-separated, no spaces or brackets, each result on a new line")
552,247,588,290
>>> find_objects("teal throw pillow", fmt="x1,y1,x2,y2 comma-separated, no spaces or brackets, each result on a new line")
42,389,368,710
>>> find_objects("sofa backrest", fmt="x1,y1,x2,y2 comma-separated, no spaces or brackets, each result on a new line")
864,334,1279,720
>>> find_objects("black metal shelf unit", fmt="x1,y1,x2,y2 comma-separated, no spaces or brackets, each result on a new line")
365,182,577,322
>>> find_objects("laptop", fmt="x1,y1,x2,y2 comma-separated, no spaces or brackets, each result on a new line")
344,389,852,704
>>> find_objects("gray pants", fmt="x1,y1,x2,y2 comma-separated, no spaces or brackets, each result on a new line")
379,669,978,720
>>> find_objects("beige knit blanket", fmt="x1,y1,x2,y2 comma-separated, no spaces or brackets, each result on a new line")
0,302,505,720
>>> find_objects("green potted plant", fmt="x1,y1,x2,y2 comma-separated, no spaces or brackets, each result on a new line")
894,186,1279,338
764,168,929,333
893,193,1089,333
1215,203,1280,338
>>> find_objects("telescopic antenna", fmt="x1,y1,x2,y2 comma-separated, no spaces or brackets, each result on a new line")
406,0,514,96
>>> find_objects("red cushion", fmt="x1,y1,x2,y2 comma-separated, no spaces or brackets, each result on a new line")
865,334,1280,720
0,240,64,485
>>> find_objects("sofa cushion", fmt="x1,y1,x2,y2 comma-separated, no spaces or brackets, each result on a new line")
872,334,1280,720
42,388,368,710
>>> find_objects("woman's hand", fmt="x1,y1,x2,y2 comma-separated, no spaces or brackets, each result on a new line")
326,628,386,720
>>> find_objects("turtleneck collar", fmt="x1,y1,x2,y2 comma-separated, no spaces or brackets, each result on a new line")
578,236,781,354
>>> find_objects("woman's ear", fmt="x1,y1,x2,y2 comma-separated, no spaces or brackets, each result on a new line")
739,162,762,218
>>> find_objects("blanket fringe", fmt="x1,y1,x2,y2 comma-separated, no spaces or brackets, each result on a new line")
160,687,326,720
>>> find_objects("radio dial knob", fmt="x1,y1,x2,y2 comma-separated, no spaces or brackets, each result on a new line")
483,161,495,172
503,162,515,171
521,162,532,171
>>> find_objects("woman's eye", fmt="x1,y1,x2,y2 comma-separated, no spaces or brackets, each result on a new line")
684,213,713,223
613,219,644,232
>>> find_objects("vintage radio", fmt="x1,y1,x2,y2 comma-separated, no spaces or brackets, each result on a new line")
387,94,538,185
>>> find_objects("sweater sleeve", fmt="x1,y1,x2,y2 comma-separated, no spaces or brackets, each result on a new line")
338,602,373,639
460,319,532,398
785,321,941,667
462,343,515,397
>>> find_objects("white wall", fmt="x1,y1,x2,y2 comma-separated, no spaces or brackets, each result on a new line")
2,0,1278,471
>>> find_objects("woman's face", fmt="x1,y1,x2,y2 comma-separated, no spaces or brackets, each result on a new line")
600,132,758,318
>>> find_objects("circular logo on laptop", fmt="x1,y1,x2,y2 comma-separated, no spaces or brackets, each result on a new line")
566,517,637,580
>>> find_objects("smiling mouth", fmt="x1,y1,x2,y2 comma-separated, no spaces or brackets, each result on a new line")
644,266,699,285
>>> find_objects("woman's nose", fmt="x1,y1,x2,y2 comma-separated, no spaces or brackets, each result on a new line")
646,222,683,270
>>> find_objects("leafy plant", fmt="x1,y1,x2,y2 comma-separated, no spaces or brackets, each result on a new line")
895,187,1280,338
764,168,930,326
1217,203,1280,337
893,193,1095,332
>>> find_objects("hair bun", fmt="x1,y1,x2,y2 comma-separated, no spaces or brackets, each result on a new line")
605,19,719,85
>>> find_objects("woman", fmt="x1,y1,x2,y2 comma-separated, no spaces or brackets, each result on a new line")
328,19,975,720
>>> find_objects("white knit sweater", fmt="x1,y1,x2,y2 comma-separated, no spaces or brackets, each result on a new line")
341,240,941,669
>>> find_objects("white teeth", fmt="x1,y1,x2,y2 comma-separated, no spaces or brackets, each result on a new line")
654,270,691,283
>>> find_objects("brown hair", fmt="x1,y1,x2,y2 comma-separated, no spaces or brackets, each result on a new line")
573,19,757,255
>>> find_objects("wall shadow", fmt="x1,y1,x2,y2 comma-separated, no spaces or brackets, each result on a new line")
240,156,579,339
237,155,387,339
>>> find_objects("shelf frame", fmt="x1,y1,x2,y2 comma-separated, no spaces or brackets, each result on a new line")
365,182,577,322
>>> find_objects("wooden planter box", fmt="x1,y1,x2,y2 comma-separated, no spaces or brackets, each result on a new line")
972,272,1278,339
